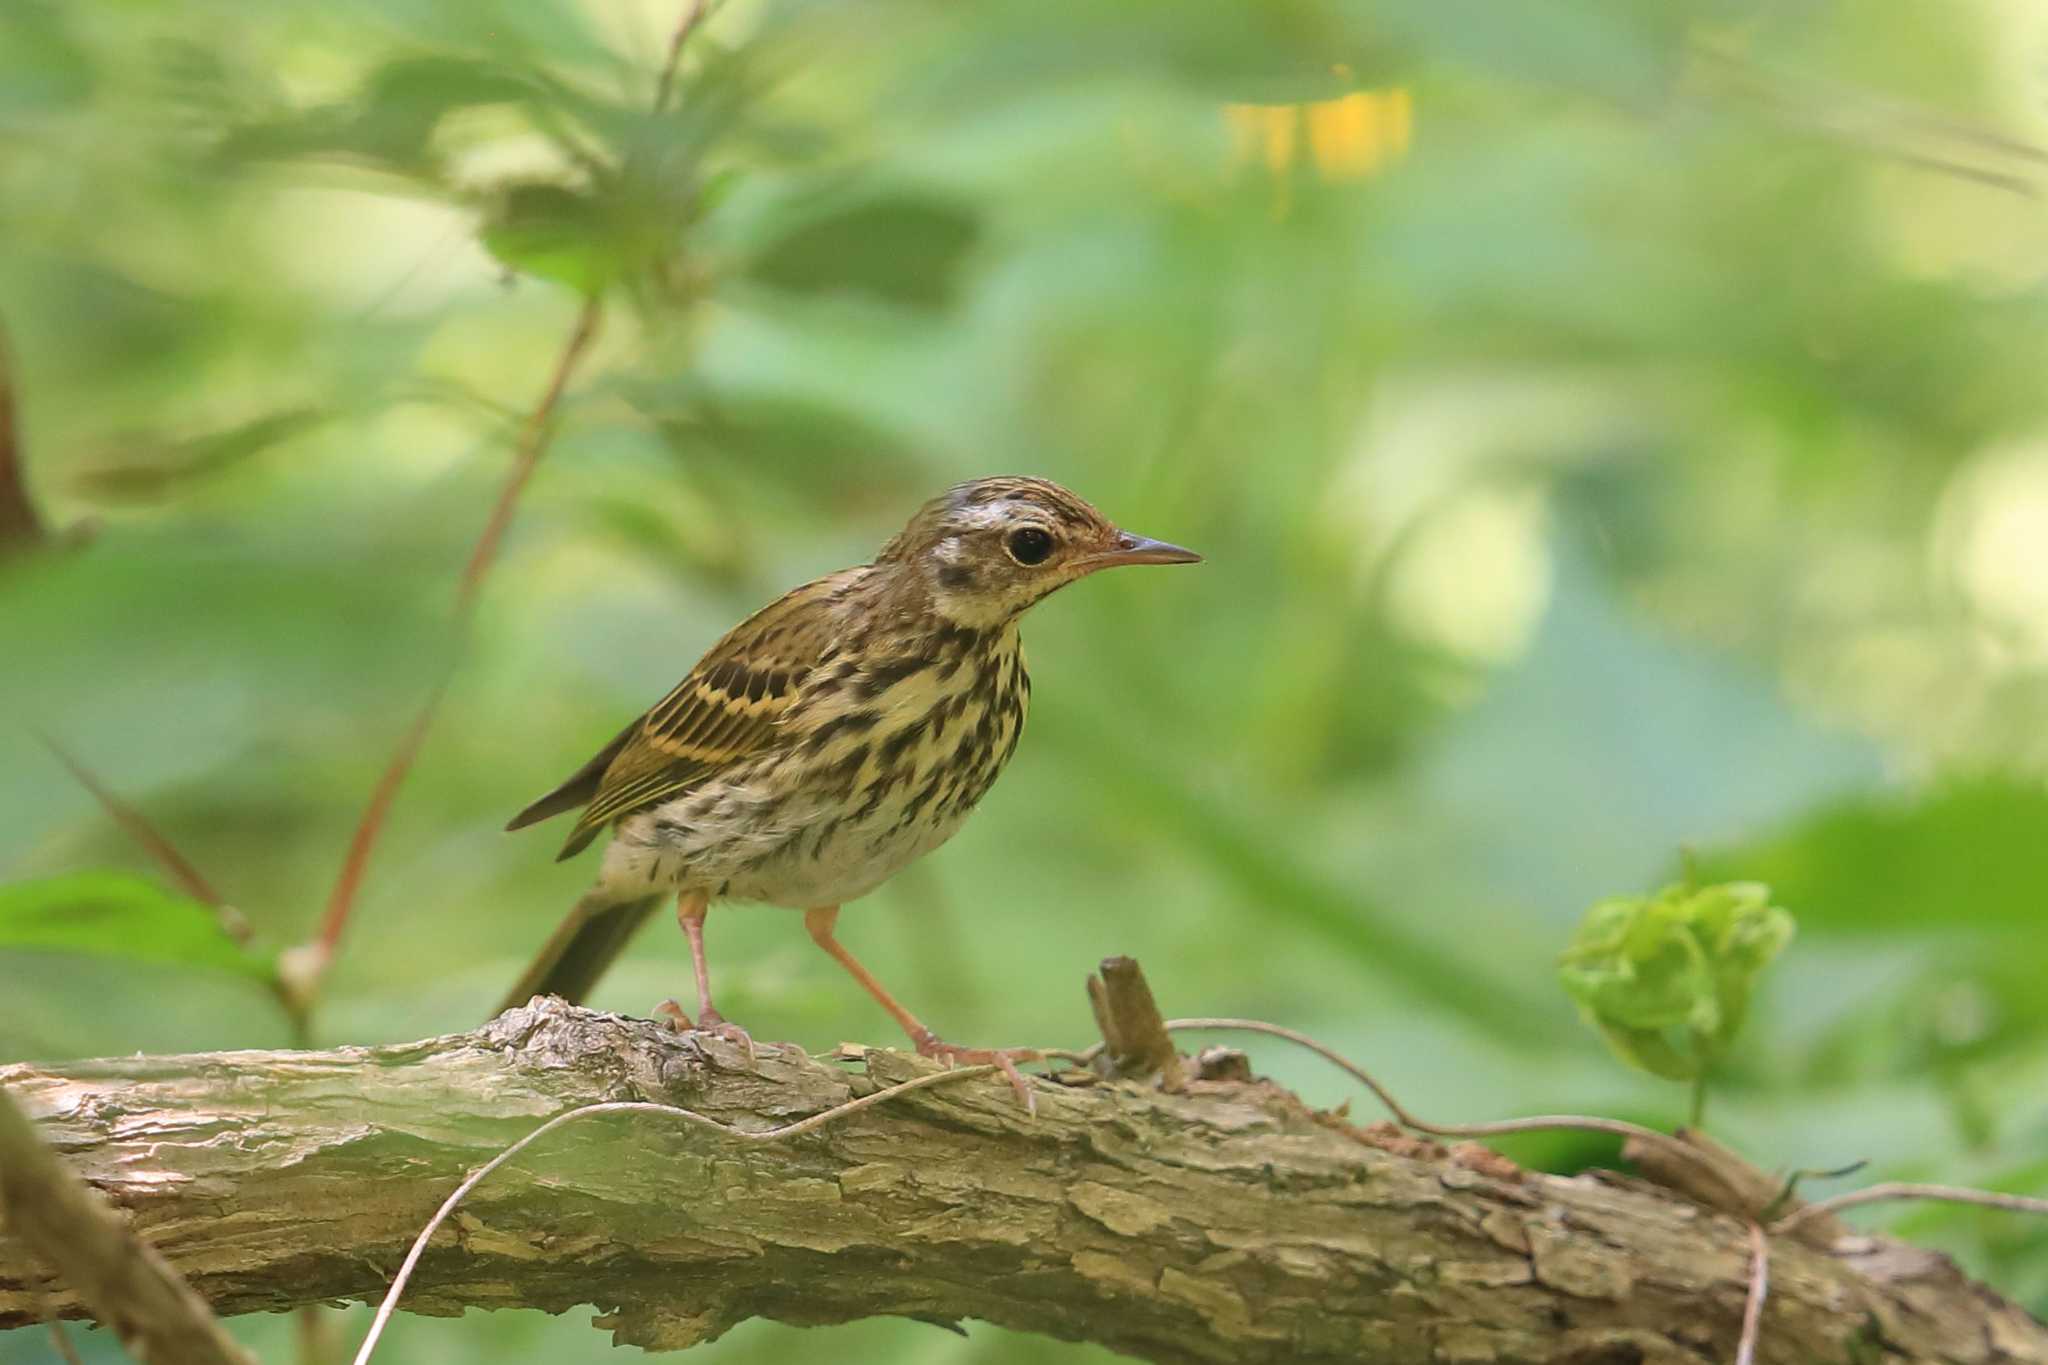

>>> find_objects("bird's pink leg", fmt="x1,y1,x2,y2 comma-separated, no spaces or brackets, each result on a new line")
657,892,755,1062
803,906,1040,1112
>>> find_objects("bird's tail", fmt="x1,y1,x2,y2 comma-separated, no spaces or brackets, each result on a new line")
494,890,663,1016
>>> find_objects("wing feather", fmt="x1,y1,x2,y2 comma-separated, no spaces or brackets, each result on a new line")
534,572,859,858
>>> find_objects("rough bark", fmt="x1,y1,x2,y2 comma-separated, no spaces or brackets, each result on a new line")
0,1086,253,1365
1,998,2042,1364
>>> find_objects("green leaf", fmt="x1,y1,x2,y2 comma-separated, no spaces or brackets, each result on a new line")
1558,880,1794,1081
746,194,980,311
0,873,274,981
1558,895,1714,1033
1692,779,2048,1067
1596,1020,1702,1082
1690,881,1795,1049
479,182,622,295
1693,777,2048,935
223,56,556,178
479,175,688,296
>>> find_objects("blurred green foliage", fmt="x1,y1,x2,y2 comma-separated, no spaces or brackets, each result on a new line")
1559,880,1792,1109
0,873,272,983
5,0,2048,1359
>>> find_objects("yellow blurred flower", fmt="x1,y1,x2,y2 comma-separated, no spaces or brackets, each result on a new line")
1224,88,1413,181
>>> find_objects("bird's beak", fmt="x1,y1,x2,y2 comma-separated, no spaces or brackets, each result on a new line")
1082,531,1204,572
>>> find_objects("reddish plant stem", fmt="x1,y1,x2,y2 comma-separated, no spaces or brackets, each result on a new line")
311,296,602,973
653,0,712,115
312,676,452,961
42,734,316,1040
0,319,42,550
304,0,706,984
39,735,245,943
454,298,603,611
51,0,705,1004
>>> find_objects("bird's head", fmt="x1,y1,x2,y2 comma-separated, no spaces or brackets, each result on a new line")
878,476,1201,628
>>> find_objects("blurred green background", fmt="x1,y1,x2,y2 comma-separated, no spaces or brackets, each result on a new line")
6,0,2048,1359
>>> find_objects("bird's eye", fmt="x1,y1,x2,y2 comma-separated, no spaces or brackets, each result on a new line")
1005,526,1055,566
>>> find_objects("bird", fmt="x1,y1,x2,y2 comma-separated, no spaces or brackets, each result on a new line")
498,475,1200,1105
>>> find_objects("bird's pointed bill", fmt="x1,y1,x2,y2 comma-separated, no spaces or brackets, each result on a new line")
1084,533,1203,570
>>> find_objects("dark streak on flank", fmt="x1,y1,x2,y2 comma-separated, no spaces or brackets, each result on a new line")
805,709,881,754
879,719,926,770
859,656,930,700
829,742,871,784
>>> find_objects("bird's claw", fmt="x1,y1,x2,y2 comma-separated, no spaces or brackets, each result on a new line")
653,1000,757,1064
914,1032,1042,1115
697,1007,759,1066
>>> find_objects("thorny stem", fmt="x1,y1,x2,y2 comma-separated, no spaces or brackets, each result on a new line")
452,297,604,611
0,317,41,550
37,734,241,940
306,287,603,978
43,3,699,1023
653,0,713,115
311,0,714,979
351,1063,996,1365
36,733,312,1039
310,674,454,965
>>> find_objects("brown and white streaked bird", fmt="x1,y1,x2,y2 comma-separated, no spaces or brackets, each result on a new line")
500,476,1200,1104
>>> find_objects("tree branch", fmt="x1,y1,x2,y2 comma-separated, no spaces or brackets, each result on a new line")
0,1083,252,1365
2,998,2043,1364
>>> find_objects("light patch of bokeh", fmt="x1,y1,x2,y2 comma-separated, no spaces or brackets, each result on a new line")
1862,0,2048,287
1335,371,1664,666
1934,438,2048,667
258,186,493,314
1383,482,1553,667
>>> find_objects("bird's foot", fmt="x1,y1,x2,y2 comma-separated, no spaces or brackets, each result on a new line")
913,1031,1043,1115
654,999,758,1064
697,1007,759,1065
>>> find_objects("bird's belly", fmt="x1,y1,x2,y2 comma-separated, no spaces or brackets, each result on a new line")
612,759,1005,909
736,798,974,907
607,631,1028,908
611,781,975,908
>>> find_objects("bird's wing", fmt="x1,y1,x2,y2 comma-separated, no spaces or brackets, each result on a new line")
549,572,856,858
